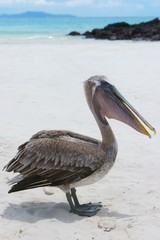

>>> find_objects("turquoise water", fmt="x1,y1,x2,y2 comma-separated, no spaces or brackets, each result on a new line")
0,16,156,40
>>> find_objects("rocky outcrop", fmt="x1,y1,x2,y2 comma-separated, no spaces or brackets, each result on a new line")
68,18,160,41
68,31,81,36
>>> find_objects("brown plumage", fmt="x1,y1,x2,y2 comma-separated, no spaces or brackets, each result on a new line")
6,130,112,192
4,75,155,216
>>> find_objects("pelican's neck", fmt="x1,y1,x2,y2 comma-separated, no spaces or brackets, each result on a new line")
95,116,117,149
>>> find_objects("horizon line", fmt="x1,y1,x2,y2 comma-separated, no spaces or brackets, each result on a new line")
0,11,159,18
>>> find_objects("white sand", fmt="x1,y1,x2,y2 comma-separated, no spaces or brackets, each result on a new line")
0,39,159,240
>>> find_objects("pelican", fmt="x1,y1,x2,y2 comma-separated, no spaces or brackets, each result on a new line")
4,75,155,217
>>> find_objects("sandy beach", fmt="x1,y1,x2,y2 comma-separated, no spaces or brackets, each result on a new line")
0,39,159,240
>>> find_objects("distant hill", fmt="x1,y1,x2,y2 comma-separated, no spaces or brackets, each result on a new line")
0,11,75,18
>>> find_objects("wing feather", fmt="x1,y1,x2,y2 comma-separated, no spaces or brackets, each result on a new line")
4,130,106,192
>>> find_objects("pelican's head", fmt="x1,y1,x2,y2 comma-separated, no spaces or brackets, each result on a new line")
84,75,156,138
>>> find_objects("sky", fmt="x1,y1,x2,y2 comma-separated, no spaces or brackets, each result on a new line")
0,0,160,17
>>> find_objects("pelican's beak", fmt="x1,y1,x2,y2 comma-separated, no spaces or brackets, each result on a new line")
94,81,156,138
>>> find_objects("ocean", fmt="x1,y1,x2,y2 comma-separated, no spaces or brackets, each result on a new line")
0,15,156,41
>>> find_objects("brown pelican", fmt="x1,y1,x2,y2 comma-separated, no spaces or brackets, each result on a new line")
4,75,156,217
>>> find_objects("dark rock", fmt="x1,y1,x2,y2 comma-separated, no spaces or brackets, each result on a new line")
104,22,130,30
68,18,160,41
83,32,94,38
68,31,81,36
151,34,160,41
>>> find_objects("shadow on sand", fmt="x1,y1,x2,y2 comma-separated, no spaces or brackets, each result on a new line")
2,201,134,223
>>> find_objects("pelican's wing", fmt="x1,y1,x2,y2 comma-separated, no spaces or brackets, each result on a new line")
4,130,105,192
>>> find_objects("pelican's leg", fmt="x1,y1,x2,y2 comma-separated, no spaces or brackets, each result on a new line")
66,188,101,217
70,188,80,206
66,191,75,210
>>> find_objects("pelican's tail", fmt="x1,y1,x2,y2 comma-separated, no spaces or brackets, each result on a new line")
8,175,52,193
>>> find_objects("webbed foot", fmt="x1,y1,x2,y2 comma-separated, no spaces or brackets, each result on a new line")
66,188,102,217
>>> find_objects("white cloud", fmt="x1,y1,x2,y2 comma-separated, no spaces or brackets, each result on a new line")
0,0,14,5
66,0,93,7
0,0,125,7
151,0,160,6
0,0,59,6
96,0,122,8
0,0,148,11
0,0,94,8
136,3,144,10
95,0,144,9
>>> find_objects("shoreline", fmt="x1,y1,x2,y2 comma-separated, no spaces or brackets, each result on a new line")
1,36,160,45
